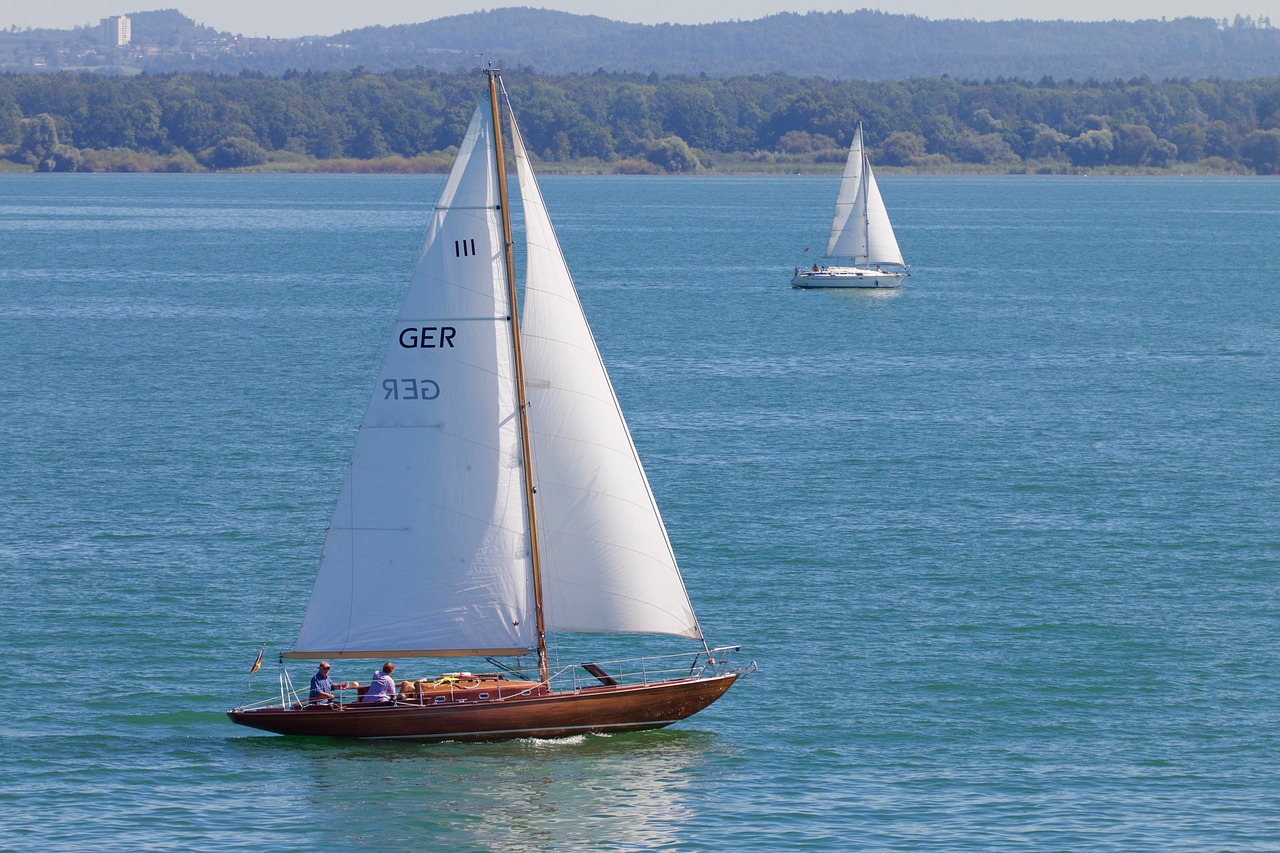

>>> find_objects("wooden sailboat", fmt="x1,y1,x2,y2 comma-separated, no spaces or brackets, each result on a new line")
228,70,750,742
792,123,909,289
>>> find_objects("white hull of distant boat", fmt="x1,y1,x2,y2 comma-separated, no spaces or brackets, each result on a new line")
791,265,906,289
794,122,908,289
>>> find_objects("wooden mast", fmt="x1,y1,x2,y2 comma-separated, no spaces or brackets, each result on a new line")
487,69,550,685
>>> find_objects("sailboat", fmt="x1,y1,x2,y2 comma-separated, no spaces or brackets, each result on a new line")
792,123,908,289
227,70,750,742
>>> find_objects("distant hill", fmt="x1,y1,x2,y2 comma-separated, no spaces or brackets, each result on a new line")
2,7,1278,81
328,9,1280,81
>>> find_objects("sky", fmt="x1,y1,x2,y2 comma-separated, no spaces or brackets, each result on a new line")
5,1,1275,38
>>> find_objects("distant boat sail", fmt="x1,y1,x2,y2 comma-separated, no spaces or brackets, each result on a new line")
227,69,751,742
792,123,909,289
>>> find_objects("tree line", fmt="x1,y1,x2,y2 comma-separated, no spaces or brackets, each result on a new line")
3,68,1280,174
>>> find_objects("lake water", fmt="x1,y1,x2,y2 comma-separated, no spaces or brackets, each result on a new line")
2,172,1278,850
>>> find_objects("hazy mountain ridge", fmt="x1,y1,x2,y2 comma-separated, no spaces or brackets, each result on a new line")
1,7,1278,80
332,10,1280,80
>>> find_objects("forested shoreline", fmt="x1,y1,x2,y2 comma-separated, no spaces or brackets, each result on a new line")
3,68,1280,174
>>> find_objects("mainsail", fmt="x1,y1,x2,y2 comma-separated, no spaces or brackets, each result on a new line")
824,124,904,268
291,100,534,659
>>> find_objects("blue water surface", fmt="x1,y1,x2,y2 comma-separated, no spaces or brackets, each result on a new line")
1,172,1278,851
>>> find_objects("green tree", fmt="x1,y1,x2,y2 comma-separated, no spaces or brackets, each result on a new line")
350,123,390,159
0,100,23,146
203,136,268,169
1025,124,1070,159
778,130,835,153
1148,139,1178,167
1112,123,1158,165
646,135,701,173
1066,128,1114,166
1167,122,1206,161
129,99,167,151
607,83,658,154
970,107,1003,133
878,130,926,165
1240,129,1280,174
760,91,829,148
952,129,1014,164
18,113,60,165
165,97,219,154
1203,120,1239,159
654,83,729,150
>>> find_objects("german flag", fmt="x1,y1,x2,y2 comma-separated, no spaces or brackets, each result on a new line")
249,648,264,674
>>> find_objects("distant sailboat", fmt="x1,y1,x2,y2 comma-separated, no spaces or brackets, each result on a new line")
792,123,908,289
227,70,751,742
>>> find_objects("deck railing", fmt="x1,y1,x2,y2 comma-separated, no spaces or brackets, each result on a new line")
233,645,751,712
548,645,746,692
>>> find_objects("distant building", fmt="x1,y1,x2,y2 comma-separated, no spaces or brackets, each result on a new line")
100,15,131,47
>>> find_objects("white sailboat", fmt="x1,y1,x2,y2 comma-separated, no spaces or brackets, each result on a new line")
792,123,909,289
228,70,750,742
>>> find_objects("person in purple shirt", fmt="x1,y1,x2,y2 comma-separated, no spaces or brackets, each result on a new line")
361,661,397,704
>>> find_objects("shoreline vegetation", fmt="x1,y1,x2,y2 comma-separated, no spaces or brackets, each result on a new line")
0,143,1262,176
3,69,1277,176
0,156,1258,177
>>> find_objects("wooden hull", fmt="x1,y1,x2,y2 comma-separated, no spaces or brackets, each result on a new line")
227,674,738,742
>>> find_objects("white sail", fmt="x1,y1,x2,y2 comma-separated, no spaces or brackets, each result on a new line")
824,124,904,267
292,100,535,658
864,167,904,267
509,98,702,639
825,124,866,260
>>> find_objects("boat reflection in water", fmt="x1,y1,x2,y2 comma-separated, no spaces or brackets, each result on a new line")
290,731,717,846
